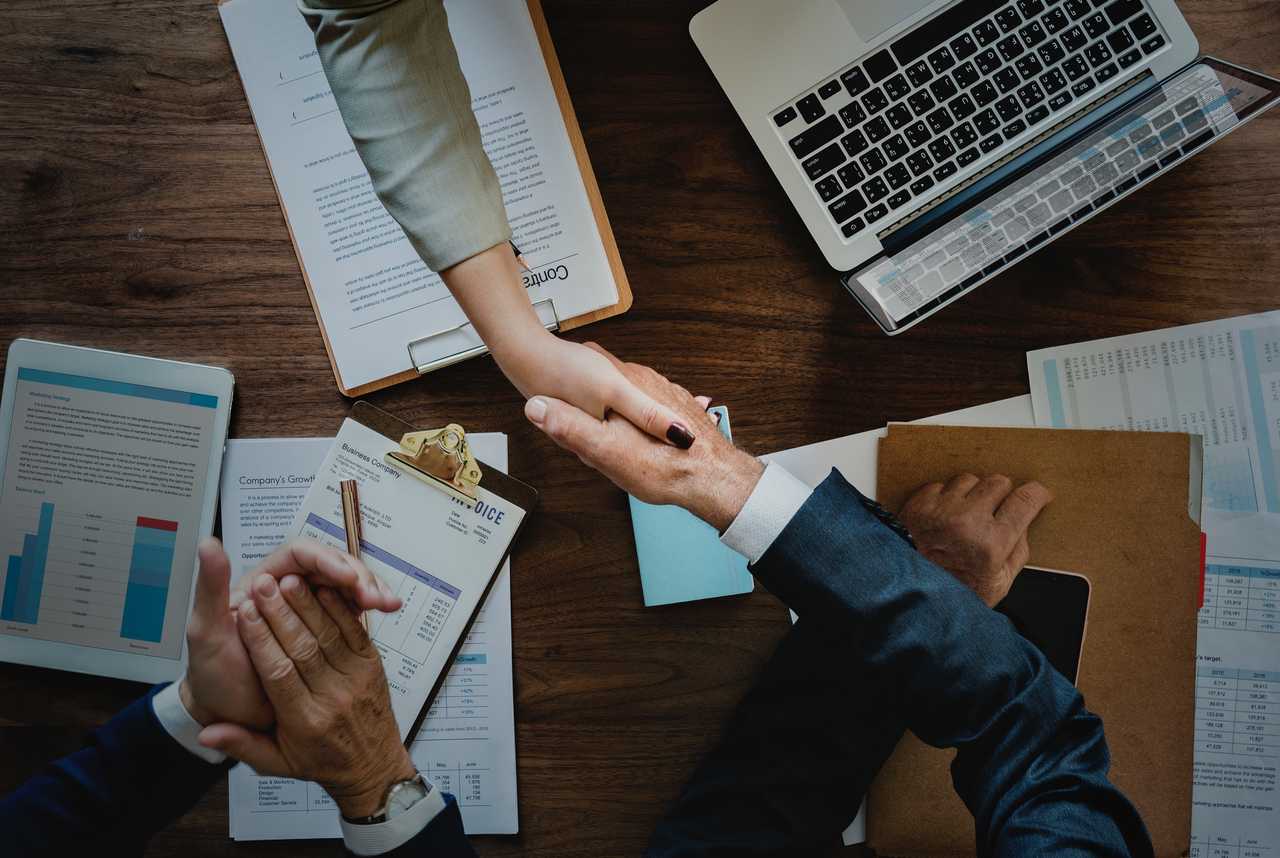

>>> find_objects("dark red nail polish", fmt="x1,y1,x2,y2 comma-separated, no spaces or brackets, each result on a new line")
667,422,696,449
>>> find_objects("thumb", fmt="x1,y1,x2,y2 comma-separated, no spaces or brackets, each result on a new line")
194,538,232,621
525,396,610,463
199,723,289,775
608,379,696,449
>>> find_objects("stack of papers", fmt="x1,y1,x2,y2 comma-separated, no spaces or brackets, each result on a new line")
1028,311,1280,855
219,435,519,839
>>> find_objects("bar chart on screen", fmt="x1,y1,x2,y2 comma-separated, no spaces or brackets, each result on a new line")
0,500,178,650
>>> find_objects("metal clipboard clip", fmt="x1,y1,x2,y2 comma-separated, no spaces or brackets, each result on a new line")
385,424,484,508
406,297,561,376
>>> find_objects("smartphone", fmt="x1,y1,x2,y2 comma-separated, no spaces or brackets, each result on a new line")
995,566,1092,685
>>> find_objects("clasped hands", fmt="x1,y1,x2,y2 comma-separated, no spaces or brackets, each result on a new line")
180,540,415,818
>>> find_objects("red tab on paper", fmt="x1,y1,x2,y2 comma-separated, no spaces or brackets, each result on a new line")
136,516,179,532
1199,531,1207,609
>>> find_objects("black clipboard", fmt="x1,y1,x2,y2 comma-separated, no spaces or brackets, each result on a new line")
349,401,538,744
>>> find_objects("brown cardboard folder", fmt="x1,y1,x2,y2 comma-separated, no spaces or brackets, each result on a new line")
868,424,1203,858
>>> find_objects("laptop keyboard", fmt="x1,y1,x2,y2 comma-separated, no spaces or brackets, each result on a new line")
773,0,1169,239
847,62,1234,328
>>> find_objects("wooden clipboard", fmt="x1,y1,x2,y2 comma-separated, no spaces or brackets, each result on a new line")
349,401,538,742
219,0,632,397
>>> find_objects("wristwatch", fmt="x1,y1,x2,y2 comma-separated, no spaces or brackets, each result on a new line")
344,772,432,825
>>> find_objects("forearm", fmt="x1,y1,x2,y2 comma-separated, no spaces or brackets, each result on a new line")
0,685,228,855
750,471,1150,856
441,242,556,395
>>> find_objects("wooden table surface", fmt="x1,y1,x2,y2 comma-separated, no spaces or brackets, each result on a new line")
1,1,1278,855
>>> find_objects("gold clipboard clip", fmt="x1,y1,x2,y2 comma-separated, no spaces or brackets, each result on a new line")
385,424,483,508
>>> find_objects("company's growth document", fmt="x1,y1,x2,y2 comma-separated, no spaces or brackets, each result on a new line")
0,369,220,660
219,0,623,392
1029,312,1280,856
223,431,520,838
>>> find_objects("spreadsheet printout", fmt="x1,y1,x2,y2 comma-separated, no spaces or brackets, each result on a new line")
1029,315,1280,856
1028,310,1280,515
220,433,518,838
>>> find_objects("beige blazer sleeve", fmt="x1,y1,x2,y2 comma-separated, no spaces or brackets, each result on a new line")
297,0,511,272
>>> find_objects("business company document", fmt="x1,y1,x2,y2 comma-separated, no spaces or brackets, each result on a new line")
1029,312,1280,856
219,0,622,391
221,432,520,838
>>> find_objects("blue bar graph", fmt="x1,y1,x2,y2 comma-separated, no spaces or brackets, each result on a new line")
1,503,54,624
120,517,177,643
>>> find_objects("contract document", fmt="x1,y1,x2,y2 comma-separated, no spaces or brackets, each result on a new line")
219,434,519,838
1029,313,1280,857
219,0,624,393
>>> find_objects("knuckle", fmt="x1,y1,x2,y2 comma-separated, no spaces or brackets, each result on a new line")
1010,484,1040,508
294,637,322,666
316,625,342,651
301,708,329,735
638,402,663,432
266,657,298,685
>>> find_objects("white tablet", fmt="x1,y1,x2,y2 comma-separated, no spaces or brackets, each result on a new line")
0,339,233,683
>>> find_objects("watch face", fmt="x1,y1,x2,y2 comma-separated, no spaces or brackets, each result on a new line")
386,777,430,817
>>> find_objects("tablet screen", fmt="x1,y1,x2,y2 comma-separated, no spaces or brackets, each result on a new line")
0,367,221,660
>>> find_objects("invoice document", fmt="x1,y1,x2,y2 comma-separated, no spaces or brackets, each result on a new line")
220,433,519,838
1029,314,1280,857
764,395,1037,847
219,0,622,391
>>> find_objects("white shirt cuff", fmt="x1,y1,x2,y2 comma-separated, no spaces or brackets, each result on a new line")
151,680,228,765
340,783,448,855
720,461,814,565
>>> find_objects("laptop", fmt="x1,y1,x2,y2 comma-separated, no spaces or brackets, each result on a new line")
691,0,1280,334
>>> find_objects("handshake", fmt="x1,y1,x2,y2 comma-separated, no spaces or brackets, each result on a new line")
527,344,1052,606
180,539,415,819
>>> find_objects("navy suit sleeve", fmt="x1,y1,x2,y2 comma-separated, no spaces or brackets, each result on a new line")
744,470,1153,858
0,683,230,857
375,794,477,857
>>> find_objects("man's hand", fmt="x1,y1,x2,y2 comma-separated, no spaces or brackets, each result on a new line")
898,474,1053,607
180,538,403,729
523,344,764,532
198,573,414,819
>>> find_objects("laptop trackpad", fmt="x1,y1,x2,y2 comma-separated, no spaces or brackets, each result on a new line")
836,0,939,42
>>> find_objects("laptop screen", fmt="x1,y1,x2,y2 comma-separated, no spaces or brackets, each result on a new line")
844,59,1280,333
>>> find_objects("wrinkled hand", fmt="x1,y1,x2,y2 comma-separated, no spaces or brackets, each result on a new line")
199,573,413,819
180,538,402,730
898,474,1054,607
524,344,763,532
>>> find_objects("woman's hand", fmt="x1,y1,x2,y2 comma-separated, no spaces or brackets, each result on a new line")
441,243,703,448
501,333,701,448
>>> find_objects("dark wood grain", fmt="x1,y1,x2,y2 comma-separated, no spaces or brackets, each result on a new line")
1,1,1278,855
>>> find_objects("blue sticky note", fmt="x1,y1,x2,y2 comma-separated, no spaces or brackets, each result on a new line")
628,406,754,607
